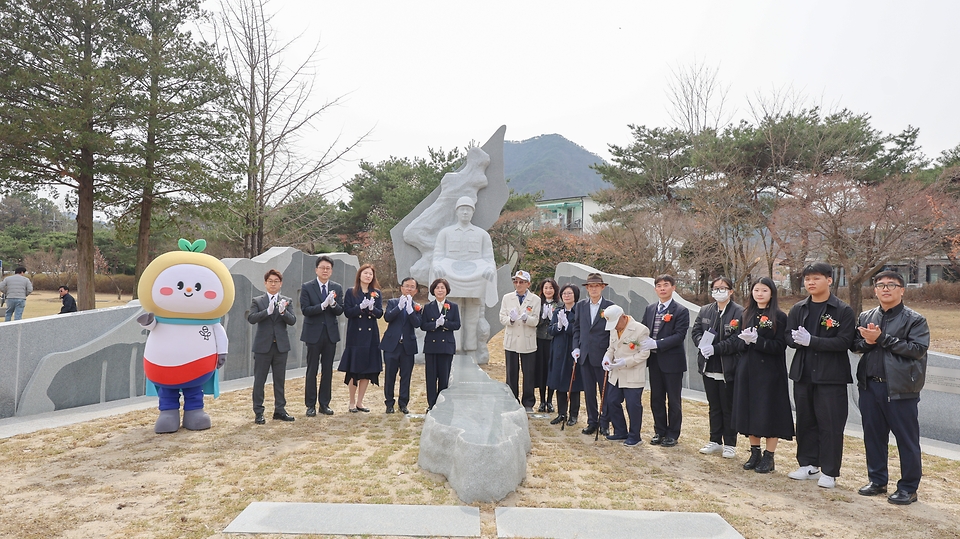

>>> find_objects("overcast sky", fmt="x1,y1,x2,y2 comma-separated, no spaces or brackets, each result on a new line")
250,0,959,199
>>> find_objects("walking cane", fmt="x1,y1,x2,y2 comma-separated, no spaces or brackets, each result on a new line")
561,358,577,431
595,369,609,441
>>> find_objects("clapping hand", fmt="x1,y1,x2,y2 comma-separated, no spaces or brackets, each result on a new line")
398,295,408,310
542,304,554,320
738,327,758,344
278,299,288,314
791,327,811,346
267,298,276,315
405,296,416,314
509,307,520,323
557,309,568,328
321,291,336,309
435,313,445,328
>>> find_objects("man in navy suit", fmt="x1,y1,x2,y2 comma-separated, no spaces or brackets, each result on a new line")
247,269,297,424
572,272,615,436
641,274,690,447
300,255,344,416
381,277,422,414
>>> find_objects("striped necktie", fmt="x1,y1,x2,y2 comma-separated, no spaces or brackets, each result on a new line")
652,303,666,338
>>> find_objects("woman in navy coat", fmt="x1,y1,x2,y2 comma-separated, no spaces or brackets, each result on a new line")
420,278,461,411
338,264,384,412
547,283,583,426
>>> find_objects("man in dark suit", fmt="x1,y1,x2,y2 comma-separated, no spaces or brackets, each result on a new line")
381,277,422,414
58,285,77,314
572,272,615,436
640,274,690,447
300,255,344,416
247,269,297,424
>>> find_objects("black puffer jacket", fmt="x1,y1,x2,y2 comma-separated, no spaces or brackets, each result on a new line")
692,301,744,383
851,303,929,400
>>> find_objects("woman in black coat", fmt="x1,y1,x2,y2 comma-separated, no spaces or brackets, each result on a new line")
420,278,461,411
535,278,560,413
725,276,795,474
546,283,583,426
338,264,384,413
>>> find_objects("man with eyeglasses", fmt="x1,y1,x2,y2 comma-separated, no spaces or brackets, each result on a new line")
247,269,297,424
851,270,929,505
500,270,541,412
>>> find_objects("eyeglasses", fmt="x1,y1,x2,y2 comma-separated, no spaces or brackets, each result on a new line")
874,283,902,291
711,288,730,292
266,279,282,284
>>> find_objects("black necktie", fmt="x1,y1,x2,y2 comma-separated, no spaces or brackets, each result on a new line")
321,283,327,298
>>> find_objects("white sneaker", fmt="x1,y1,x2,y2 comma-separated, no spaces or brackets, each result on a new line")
699,441,723,455
722,445,736,459
817,475,836,489
788,465,822,480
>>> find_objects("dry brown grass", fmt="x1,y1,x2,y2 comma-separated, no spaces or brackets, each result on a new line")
1,331,959,539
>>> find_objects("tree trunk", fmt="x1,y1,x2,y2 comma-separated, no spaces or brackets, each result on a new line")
848,278,864,317
133,189,154,300
76,149,96,311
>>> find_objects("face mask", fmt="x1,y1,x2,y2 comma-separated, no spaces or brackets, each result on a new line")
712,290,730,302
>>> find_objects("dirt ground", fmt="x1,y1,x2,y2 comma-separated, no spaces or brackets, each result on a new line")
1,330,959,539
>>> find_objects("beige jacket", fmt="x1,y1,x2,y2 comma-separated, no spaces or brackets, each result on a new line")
605,316,651,388
499,291,541,353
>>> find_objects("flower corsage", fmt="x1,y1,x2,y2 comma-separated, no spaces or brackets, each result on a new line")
820,314,838,329
758,315,773,329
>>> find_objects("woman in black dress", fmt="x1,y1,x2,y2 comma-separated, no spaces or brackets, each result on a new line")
420,278,461,411
725,276,794,473
338,264,384,413
535,278,560,413
546,283,582,426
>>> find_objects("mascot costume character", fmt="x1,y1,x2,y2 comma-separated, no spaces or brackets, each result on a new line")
138,239,235,433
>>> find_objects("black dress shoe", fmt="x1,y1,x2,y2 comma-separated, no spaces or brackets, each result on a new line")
605,433,628,441
887,489,918,505
546,403,555,413
858,482,888,496
305,407,317,417
566,416,578,426
273,412,295,422
650,434,662,445
537,403,547,413
349,407,359,413
400,406,409,414
254,414,265,425
357,406,370,413
582,425,598,435
386,406,395,414
319,405,334,416
661,437,678,447
599,427,610,437
550,414,567,425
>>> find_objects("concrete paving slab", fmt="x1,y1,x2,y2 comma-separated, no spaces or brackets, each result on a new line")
223,502,480,536
495,507,743,539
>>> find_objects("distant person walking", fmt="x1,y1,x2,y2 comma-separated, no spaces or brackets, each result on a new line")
58,286,77,314
1,267,33,321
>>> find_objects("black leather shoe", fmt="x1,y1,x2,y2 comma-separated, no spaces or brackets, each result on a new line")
319,405,334,416
386,406,395,414
887,489,917,505
537,403,547,413
254,414,265,425
605,433,628,441
624,438,643,447
650,434,662,445
546,403,555,413
357,406,370,413
858,482,888,496
599,427,610,437
661,437,678,447
273,412,295,422
399,406,409,414
566,416,578,426
305,407,317,417
582,425,598,435
550,414,566,425
349,407,359,413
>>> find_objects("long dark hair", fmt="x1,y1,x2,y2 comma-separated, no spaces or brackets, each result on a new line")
743,277,780,330
539,278,560,303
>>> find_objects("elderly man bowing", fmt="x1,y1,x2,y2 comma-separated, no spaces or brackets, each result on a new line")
500,270,541,411
601,305,651,446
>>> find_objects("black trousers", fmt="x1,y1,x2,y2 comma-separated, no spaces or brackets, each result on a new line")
702,374,736,446
305,338,336,409
648,355,684,439
557,391,581,418
424,353,453,408
253,342,288,415
607,383,644,444
580,362,609,429
860,379,922,493
534,338,553,404
505,350,537,409
383,348,414,408
794,381,848,477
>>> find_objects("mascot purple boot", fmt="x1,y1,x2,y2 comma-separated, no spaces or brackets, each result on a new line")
138,239,235,433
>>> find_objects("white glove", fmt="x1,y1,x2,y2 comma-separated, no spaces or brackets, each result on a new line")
700,344,715,358
792,327,811,347
398,295,407,310
557,309,568,328
435,313,445,328
640,337,658,351
520,310,529,322
267,298,276,315
541,304,553,320
405,296,415,314
739,327,758,344
571,348,580,360
365,297,376,310
278,299,288,314
602,355,613,371
612,357,627,370
321,291,336,309
509,308,519,323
